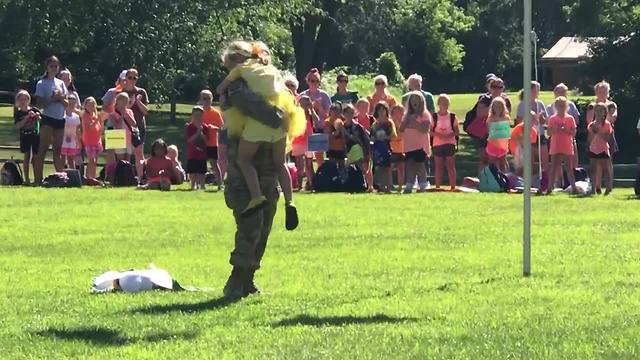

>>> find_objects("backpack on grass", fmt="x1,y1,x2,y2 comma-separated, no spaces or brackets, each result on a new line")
113,160,137,187
43,172,69,188
0,160,23,186
478,165,509,193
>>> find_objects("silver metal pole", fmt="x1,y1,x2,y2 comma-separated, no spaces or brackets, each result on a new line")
523,0,533,277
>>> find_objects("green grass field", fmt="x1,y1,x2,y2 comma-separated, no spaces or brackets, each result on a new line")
1,187,640,358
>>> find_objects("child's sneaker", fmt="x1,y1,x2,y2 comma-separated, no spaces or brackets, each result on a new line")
285,203,299,231
241,196,267,216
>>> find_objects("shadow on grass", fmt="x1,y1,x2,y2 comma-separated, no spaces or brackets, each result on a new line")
36,327,198,347
624,195,639,201
273,314,416,327
131,296,240,315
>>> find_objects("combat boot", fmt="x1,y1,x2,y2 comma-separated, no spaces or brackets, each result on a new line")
223,267,246,298
244,269,261,296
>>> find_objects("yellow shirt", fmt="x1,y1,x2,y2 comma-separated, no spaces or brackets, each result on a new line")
228,61,284,97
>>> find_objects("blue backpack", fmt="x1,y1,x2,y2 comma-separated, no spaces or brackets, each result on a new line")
478,165,509,193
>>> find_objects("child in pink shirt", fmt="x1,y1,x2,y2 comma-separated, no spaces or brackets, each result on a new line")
399,91,431,193
431,94,459,190
587,103,613,194
547,96,577,193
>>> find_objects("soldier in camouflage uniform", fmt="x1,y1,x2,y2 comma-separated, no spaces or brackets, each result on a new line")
222,79,283,298
222,137,279,297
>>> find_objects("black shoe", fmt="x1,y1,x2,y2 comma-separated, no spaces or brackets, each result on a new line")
223,267,246,298
244,270,261,296
596,188,602,195
285,203,299,231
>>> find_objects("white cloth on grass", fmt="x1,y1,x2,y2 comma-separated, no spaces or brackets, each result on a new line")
91,264,174,293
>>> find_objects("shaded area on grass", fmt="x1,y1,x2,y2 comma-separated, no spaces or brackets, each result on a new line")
36,327,198,347
273,314,416,327
131,296,240,315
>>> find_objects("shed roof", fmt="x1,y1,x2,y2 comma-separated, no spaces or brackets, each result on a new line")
541,36,602,61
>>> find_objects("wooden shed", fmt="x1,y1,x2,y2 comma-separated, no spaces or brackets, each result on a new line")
540,36,600,89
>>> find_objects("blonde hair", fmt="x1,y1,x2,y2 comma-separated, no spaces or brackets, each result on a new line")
554,96,568,107
115,92,129,106
167,144,179,157
83,97,97,113
199,90,213,105
356,98,370,107
530,81,541,90
373,74,388,86
437,93,451,106
222,40,271,67
490,97,508,119
594,81,610,93
15,89,31,105
406,74,423,86
554,83,569,93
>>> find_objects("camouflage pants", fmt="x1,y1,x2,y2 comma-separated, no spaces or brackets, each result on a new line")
224,138,279,270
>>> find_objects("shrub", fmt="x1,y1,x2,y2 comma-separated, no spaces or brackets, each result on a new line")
376,52,404,86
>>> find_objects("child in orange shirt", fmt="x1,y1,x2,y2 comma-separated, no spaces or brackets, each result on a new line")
200,89,224,190
390,105,406,192
587,103,613,194
324,103,347,167
547,96,577,193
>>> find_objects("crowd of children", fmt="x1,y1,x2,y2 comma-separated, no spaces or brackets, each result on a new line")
8,47,628,198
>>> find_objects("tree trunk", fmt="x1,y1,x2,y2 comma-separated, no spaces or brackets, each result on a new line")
292,14,321,90
170,95,177,124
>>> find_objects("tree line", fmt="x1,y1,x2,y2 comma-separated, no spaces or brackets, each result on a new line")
0,0,637,109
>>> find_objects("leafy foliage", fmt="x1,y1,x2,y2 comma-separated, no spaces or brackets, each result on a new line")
376,53,404,86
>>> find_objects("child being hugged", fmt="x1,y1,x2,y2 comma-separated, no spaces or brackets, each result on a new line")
61,95,82,169
485,97,512,172
216,40,305,229
400,92,432,193
370,102,397,193
432,94,459,190
547,96,577,194
14,90,42,184
587,103,613,195
82,97,107,179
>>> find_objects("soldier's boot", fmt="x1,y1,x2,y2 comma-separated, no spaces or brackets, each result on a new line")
244,269,261,296
223,267,246,298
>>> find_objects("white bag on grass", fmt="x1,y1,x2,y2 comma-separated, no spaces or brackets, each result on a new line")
91,264,178,293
